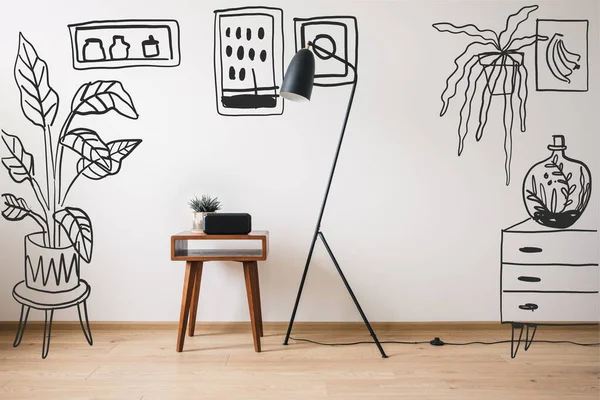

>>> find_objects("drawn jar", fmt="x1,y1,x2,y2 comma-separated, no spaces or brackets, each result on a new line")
82,38,106,61
142,35,160,58
109,35,130,60
522,135,592,229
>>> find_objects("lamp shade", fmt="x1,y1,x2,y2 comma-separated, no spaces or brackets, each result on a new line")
280,49,315,102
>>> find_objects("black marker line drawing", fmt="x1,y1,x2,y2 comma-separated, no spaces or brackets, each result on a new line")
213,6,284,116
501,136,598,358
535,19,589,92
433,5,547,186
293,16,358,87
522,135,591,229
1,33,142,358
68,20,180,69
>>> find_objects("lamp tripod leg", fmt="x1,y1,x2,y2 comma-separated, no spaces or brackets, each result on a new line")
318,232,388,358
283,229,320,345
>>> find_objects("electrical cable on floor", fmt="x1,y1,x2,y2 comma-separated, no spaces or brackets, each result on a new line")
288,337,600,347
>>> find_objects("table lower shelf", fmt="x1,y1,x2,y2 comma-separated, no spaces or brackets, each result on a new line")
172,249,265,261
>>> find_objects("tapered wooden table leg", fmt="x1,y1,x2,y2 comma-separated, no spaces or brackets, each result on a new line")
188,262,203,337
243,261,261,352
177,261,197,352
253,262,263,337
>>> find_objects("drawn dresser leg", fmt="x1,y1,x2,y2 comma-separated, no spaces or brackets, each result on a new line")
524,324,537,351
42,309,54,359
78,301,94,346
510,323,524,358
13,305,30,347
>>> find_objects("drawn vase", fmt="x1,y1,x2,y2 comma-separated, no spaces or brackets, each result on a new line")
109,35,130,60
24,232,80,293
82,38,106,61
478,52,523,95
522,135,592,229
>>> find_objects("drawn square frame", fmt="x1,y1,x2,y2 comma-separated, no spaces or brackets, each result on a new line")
213,6,284,117
535,19,589,92
294,16,358,87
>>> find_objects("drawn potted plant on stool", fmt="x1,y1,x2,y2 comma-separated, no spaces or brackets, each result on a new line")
189,194,222,232
433,5,547,185
1,33,142,356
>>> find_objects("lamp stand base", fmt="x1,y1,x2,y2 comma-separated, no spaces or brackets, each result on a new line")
283,230,388,359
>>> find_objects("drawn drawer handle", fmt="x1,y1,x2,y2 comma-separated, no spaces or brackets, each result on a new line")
519,246,543,253
518,303,538,311
518,276,541,283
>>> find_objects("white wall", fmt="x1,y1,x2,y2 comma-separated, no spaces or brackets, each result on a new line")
0,0,597,322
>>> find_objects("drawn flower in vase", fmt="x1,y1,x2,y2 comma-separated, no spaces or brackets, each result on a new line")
523,135,591,229
433,5,548,185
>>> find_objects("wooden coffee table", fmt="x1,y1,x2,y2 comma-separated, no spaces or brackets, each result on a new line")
170,231,268,352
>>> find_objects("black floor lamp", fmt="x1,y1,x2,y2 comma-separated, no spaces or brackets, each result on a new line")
280,41,388,359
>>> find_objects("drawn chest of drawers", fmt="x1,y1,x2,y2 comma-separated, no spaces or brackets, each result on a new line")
501,218,599,325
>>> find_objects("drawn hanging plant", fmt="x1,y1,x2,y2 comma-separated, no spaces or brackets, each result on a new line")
1,33,142,289
433,5,547,185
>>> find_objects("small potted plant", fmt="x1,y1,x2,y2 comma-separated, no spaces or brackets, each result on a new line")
189,195,221,232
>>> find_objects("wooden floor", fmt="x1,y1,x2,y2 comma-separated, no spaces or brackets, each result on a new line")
0,322,598,399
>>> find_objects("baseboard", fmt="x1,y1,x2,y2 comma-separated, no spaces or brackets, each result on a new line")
0,321,597,332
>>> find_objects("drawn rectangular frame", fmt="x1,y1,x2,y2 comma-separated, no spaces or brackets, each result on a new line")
213,6,284,117
68,19,180,70
535,18,589,92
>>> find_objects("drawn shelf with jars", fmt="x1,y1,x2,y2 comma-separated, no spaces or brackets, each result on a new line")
68,19,180,69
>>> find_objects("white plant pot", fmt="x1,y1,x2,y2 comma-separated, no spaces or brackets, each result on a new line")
24,232,80,293
191,212,215,232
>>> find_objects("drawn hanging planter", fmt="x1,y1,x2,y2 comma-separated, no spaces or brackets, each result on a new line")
433,5,547,185
523,135,591,229
1,33,142,357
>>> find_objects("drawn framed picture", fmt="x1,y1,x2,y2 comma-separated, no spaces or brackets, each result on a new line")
213,6,284,116
535,19,589,92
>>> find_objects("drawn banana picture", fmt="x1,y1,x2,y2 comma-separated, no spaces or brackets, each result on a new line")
546,33,581,84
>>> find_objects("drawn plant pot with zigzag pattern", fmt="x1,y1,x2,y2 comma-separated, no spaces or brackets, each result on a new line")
24,233,80,293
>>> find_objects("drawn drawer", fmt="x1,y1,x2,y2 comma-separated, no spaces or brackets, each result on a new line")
502,265,600,292
502,230,598,265
501,293,600,322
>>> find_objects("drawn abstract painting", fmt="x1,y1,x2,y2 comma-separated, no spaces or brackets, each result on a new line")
213,6,284,116
432,5,547,186
2,33,142,358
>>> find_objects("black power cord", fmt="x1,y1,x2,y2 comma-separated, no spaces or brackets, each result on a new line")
289,336,600,347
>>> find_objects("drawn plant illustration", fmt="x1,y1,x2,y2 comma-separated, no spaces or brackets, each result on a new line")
433,5,547,185
522,135,591,229
1,33,142,357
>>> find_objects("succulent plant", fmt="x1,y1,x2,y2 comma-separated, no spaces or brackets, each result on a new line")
189,195,222,213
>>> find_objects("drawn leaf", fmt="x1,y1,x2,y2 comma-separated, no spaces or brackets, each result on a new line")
568,185,576,195
60,128,111,169
1,130,34,183
1,193,31,221
71,81,138,119
565,199,573,207
507,34,548,51
437,42,493,117
77,138,142,180
499,5,539,50
539,183,547,205
432,23,499,47
533,206,546,212
54,207,93,263
108,139,142,163
552,154,558,164
14,33,59,128
531,175,537,195
550,188,557,213
566,172,572,181
561,187,569,198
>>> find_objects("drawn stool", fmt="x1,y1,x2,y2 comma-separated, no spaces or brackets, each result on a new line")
12,279,93,359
